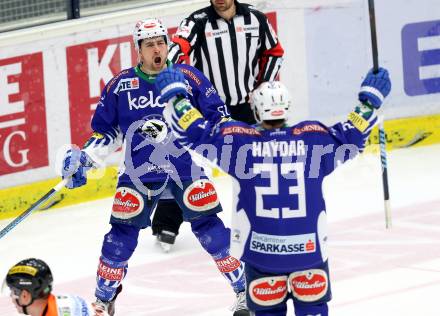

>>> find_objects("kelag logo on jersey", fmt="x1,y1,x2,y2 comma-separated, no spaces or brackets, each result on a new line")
127,91,163,110
402,20,440,96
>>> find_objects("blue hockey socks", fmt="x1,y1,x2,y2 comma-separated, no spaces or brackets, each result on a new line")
95,256,127,301
191,214,246,293
101,223,140,261
96,223,139,301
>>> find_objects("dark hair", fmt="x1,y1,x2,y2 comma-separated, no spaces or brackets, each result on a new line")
137,35,168,49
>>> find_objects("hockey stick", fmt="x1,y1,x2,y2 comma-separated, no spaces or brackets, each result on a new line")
368,0,392,228
0,179,68,240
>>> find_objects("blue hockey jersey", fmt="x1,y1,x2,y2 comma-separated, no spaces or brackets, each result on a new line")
164,101,377,273
83,62,226,185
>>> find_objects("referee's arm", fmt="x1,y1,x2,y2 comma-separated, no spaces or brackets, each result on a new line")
168,17,198,64
256,15,284,84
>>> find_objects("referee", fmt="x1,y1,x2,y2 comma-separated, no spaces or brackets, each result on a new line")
169,0,284,123
152,0,284,257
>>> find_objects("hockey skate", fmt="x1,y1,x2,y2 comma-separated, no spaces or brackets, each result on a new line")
156,230,177,253
93,285,122,316
231,291,250,316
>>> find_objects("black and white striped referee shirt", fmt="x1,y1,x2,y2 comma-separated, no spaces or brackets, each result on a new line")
168,1,284,108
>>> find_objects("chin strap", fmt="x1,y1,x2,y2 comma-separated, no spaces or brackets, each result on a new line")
41,301,49,316
17,298,49,315
15,296,34,315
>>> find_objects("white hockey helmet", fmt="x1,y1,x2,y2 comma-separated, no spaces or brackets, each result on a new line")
250,81,291,123
133,18,168,51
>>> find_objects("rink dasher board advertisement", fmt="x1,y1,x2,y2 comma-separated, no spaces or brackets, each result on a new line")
0,0,439,219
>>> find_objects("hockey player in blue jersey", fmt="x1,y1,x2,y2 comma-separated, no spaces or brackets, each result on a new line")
60,18,249,316
155,67,391,315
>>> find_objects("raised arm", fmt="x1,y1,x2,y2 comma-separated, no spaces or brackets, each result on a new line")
177,65,229,122
330,67,391,150
168,16,199,64
155,67,225,148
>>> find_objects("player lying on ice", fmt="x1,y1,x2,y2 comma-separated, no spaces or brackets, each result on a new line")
155,67,391,315
60,18,249,316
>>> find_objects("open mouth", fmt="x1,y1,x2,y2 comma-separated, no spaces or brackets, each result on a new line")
154,56,162,65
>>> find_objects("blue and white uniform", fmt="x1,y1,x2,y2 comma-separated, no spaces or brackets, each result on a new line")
84,63,246,302
162,74,384,316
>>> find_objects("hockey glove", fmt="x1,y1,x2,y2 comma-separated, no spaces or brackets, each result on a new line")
61,147,95,189
155,67,188,103
358,67,391,109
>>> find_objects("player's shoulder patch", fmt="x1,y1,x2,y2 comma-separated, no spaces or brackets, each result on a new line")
106,68,133,93
114,77,140,95
221,123,261,136
177,65,202,86
291,121,328,136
